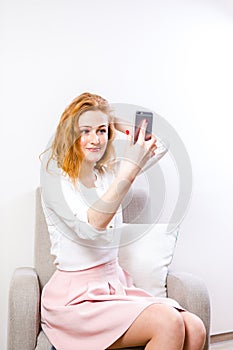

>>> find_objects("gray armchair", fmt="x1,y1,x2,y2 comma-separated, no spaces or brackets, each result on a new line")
7,186,210,350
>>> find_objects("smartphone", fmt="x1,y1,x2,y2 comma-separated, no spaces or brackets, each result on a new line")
133,111,153,143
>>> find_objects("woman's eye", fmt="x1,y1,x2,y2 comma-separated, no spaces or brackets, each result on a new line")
98,129,107,134
80,129,89,134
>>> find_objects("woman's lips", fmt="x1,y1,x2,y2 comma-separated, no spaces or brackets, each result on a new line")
86,148,101,152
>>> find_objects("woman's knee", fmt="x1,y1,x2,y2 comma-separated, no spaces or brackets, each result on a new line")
182,311,206,348
194,316,206,346
145,304,185,338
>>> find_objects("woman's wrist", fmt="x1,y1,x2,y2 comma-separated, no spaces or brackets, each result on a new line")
87,176,131,230
117,161,139,184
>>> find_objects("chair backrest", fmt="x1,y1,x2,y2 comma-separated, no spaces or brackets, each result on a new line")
34,187,56,289
34,174,152,289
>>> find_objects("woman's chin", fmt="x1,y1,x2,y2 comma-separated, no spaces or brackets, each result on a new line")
83,152,103,163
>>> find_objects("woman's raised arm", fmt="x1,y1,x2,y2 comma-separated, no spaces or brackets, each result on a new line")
87,119,157,230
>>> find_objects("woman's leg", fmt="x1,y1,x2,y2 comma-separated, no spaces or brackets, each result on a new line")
108,304,206,350
181,311,206,350
108,304,185,350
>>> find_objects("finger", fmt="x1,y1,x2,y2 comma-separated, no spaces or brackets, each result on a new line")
146,135,157,149
137,119,147,144
150,144,157,152
149,135,157,144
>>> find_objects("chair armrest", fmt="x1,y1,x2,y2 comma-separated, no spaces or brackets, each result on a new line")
167,270,210,350
7,267,40,350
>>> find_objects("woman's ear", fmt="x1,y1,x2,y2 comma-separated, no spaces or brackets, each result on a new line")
108,125,111,139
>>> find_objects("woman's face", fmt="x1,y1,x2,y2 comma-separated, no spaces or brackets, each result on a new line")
78,110,109,164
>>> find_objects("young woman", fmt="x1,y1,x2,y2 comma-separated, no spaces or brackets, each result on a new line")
40,92,206,350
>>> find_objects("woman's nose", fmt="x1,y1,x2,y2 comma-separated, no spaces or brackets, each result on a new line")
89,131,99,144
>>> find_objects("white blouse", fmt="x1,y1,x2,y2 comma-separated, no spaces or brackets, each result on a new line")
41,159,123,271
40,137,167,271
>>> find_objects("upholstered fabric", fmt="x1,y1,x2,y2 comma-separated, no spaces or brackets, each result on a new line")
8,267,40,350
34,190,56,289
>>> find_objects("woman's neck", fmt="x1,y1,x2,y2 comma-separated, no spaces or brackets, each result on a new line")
78,161,97,188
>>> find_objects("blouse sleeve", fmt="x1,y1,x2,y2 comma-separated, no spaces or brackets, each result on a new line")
40,154,114,243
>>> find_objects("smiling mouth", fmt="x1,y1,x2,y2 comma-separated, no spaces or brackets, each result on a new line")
86,148,101,152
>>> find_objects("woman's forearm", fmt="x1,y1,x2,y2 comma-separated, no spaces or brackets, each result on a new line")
114,117,133,134
87,173,133,230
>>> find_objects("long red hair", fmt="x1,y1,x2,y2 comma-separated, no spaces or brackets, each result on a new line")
46,92,116,182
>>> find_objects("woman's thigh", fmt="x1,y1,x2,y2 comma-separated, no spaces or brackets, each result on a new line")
108,304,185,349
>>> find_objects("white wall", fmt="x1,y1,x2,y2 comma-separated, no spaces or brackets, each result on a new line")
1,0,233,348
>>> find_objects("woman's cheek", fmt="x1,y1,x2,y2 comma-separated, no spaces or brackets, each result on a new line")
79,136,87,147
102,134,108,143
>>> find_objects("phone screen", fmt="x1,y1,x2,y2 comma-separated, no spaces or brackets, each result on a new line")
134,111,153,143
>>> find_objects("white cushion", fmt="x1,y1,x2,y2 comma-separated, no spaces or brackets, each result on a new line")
118,224,178,297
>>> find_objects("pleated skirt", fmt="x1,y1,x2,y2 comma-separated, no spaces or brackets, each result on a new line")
41,258,183,350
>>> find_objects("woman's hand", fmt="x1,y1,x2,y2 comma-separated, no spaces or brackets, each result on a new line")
118,119,157,182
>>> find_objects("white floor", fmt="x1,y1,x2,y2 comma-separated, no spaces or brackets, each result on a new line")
210,340,233,349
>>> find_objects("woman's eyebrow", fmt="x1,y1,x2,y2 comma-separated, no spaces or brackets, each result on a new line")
79,124,108,128
97,124,108,128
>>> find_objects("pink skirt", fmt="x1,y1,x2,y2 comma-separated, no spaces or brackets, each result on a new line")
41,258,183,350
